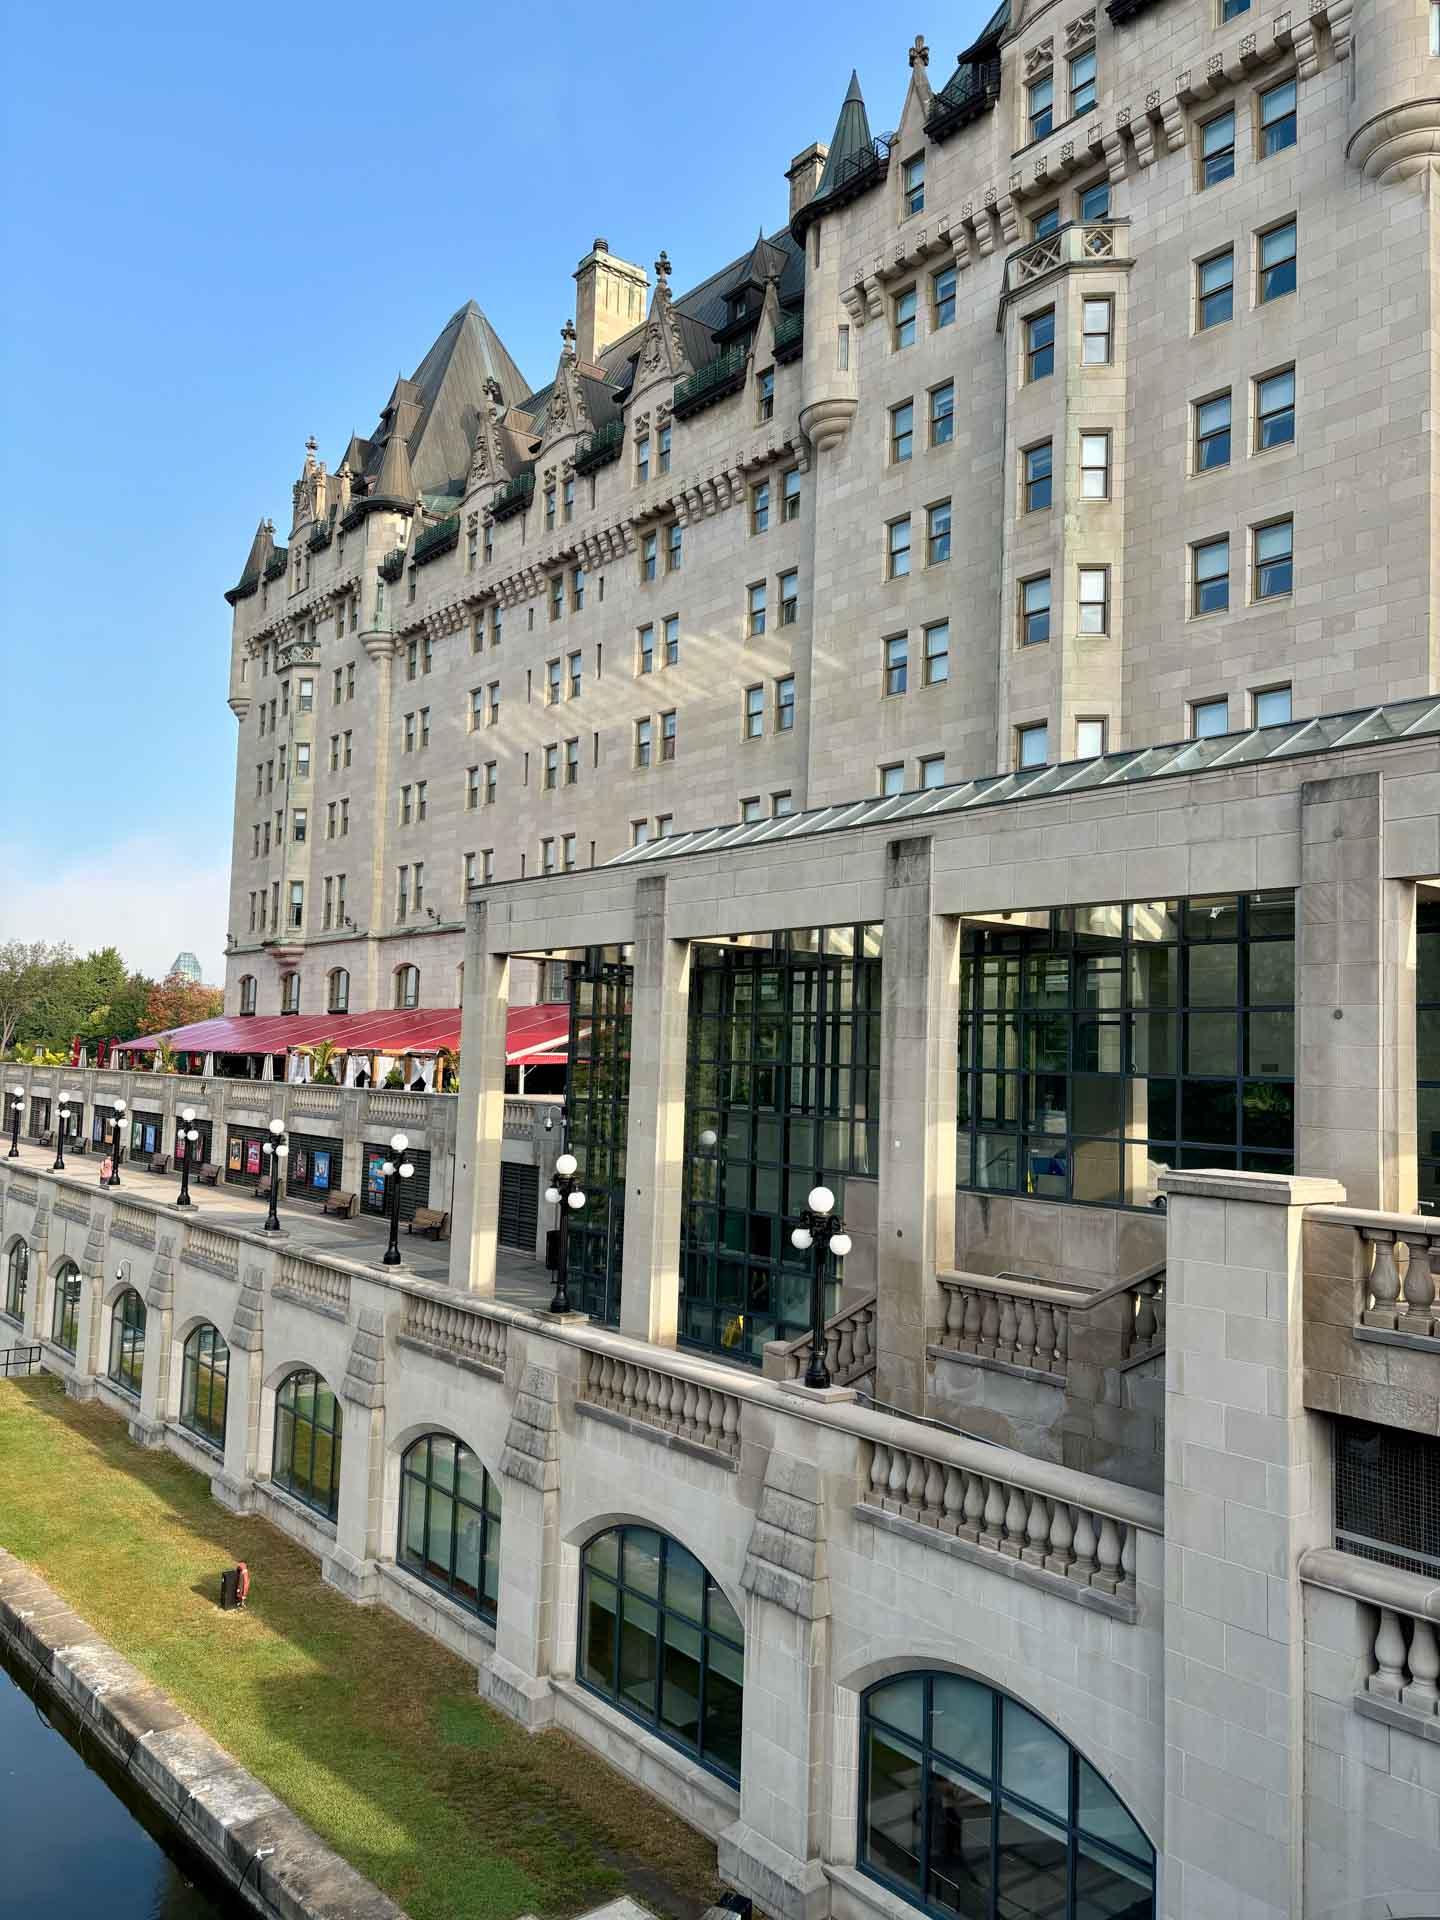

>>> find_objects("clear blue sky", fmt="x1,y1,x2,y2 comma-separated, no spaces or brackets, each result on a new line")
0,1,989,981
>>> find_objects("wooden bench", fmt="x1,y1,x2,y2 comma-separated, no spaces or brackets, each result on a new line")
197,1165,221,1187
407,1207,450,1241
322,1190,358,1220
147,1154,170,1175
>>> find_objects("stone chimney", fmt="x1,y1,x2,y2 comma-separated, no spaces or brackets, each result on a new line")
786,143,829,219
572,239,650,367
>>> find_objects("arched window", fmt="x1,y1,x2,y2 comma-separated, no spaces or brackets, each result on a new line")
272,1368,342,1519
50,1260,81,1355
327,968,350,1014
859,1674,1155,1919
280,972,301,1014
4,1241,28,1322
108,1288,147,1397
398,1434,501,1618
395,964,420,1010
181,1325,230,1449
239,975,257,1015
579,1525,743,1783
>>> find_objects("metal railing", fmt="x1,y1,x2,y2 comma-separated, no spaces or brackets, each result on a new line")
413,514,460,566
573,420,624,474
673,344,749,419
490,470,535,521
0,1345,42,1378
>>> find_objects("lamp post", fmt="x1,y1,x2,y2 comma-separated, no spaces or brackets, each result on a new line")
7,1088,23,1158
261,1119,287,1232
789,1184,852,1390
544,1151,586,1314
175,1107,199,1208
52,1101,74,1173
381,1131,415,1266
108,1098,127,1187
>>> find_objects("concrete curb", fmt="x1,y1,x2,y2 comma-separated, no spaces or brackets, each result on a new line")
0,1546,409,1920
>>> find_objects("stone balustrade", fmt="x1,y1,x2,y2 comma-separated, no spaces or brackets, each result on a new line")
275,1253,351,1318
763,1294,877,1385
182,1227,239,1278
290,1084,343,1117
933,1262,1166,1382
1300,1547,1440,1733
1307,1206,1440,1343
365,1092,429,1125
578,1349,742,1460
111,1202,157,1250
400,1292,507,1374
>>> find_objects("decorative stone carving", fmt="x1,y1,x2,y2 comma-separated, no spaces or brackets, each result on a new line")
740,1451,831,1620
909,33,929,67
1065,9,1096,53
341,1307,386,1408
500,1363,559,1493
1024,37,1054,78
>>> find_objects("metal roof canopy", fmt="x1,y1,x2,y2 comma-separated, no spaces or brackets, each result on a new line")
603,698,1440,869
122,1004,573,1066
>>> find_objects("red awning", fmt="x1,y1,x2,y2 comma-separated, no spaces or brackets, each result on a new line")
123,1005,572,1068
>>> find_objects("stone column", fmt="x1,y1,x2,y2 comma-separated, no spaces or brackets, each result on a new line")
1297,772,1416,1211
450,898,511,1297
215,1263,265,1513
876,836,960,1412
132,1232,175,1448
619,875,691,1347
481,1340,563,1729
323,1307,387,1603
1158,1168,1344,1920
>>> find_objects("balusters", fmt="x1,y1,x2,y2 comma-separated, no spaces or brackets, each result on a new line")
1002,1485,1028,1558
1370,1608,1409,1700
1071,1507,1098,1584
1362,1230,1402,1328
1033,1302,1055,1371
1399,1232,1438,1337
978,1292,1000,1359
1403,1618,1440,1716
1023,1492,1049,1566
1015,1298,1037,1368
960,1288,982,1352
871,1444,891,1504
1045,1501,1074,1576
1095,1516,1122,1594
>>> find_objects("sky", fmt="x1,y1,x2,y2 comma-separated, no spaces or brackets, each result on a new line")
0,1,991,985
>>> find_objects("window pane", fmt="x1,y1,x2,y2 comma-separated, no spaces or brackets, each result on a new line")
1001,1699,1069,1818
864,1727,924,1894
932,1675,993,1772
927,1762,995,1917
618,1593,659,1715
583,1574,618,1689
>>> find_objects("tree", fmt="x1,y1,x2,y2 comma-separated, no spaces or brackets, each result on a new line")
0,940,73,1057
299,1039,345,1085
141,973,223,1037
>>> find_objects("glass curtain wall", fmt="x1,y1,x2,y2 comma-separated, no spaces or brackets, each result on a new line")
959,893,1294,1208
681,925,881,1360
566,950,634,1324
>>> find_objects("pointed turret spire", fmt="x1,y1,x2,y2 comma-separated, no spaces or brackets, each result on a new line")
371,423,415,511
814,70,874,197
224,518,275,605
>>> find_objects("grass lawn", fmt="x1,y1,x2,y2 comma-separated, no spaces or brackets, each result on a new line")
0,1375,724,1920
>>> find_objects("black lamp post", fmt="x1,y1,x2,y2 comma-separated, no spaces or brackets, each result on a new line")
175,1106,199,1208
108,1097,127,1187
262,1119,287,1231
52,1101,74,1173
545,1151,586,1314
381,1131,415,1265
790,1184,852,1390
8,1088,25,1158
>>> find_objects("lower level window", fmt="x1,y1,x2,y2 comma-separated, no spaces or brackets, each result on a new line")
108,1287,146,1397
861,1673,1155,1919
398,1433,501,1619
181,1324,230,1449
579,1524,744,1783
272,1367,342,1519
50,1261,80,1354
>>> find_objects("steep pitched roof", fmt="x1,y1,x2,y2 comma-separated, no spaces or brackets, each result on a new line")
814,71,874,197
369,418,416,510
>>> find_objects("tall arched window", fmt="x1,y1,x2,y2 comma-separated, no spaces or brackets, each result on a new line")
4,1240,28,1322
108,1288,147,1396
181,1324,230,1449
50,1260,81,1354
280,972,301,1014
398,1434,501,1618
579,1525,743,1783
395,965,420,1010
272,1368,342,1519
239,975,257,1015
859,1674,1155,1919
327,968,350,1014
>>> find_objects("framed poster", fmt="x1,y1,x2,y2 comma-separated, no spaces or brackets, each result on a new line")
364,1149,388,1209
228,1136,243,1172
291,1147,308,1184
131,1118,144,1151
246,1140,263,1176
144,1123,157,1155
312,1150,331,1191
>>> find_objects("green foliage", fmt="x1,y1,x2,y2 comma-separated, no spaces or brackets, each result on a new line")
300,1038,345,1085
383,1065,406,1089
0,940,156,1058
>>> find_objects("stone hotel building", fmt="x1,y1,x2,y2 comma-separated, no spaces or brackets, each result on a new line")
3,0,1437,1915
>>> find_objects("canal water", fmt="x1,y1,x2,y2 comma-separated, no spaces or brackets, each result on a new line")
0,1641,244,1916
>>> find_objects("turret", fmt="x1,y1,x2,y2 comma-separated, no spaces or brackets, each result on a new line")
796,71,874,453
1346,0,1440,181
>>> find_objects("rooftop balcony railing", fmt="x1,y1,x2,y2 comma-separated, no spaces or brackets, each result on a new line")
412,514,460,566
573,419,624,475
1001,220,1128,305
672,344,749,420
490,470,535,522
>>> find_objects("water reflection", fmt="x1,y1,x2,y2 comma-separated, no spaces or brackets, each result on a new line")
0,1644,240,1916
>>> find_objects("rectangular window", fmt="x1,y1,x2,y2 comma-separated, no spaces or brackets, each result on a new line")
903,153,925,216
1078,566,1109,634
413,864,425,912
663,615,679,665
1254,518,1294,599
470,687,484,731
1078,179,1110,221
1197,249,1234,329
562,651,578,697
641,531,658,581
400,783,413,825
566,737,580,784
295,742,311,778
340,796,349,833
757,368,775,421
772,791,794,817
484,762,496,805
779,570,798,625
1070,48,1097,116
1025,440,1053,511
748,582,767,637
421,636,433,675
891,400,914,462
880,763,905,797
487,681,500,725
740,797,763,824
1432,0,1439,53
490,605,502,649
332,667,342,704
403,713,416,752
563,476,575,523
1026,309,1055,381
466,766,480,810
346,662,355,700
546,657,562,704
927,499,952,565
544,486,556,530
562,832,577,871
1193,536,1231,614
888,516,912,579
635,718,653,767
661,710,677,761
1028,73,1054,140
930,380,955,446
406,640,418,680
1254,685,1292,727
541,837,556,875
1032,203,1060,240
632,819,651,846
884,634,909,695
482,849,494,882
783,467,801,520
923,621,950,686
1021,575,1052,646
289,882,304,929
667,522,682,571
549,575,564,621
1259,219,1297,301
571,565,586,611
1201,109,1236,186
776,675,795,731
1080,432,1109,498
1081,298,1112,364
1195,392,1232,470
893,286,918,349
419,707,429,748
1256,368,1295,449
658,424,671,473
298,677,313,712
636,436,650,483
752,481,771,533
544,744,559,790
414,781,427,821
919,754,946,790
744,686,764,738
1192,696,1229,738
1016,722,1049,770
655,815,673,837
638,624,655,674
933,266,957,329
1222,0,1251,16
1260,77,1297,155
463,851,477,889
1075,716,1107,758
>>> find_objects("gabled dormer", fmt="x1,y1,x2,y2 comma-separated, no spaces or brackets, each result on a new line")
627,251,693,411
